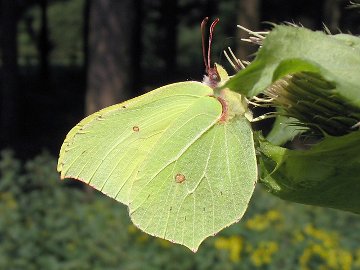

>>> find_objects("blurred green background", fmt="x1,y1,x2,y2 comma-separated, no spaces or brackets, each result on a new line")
0,0,359,269
1,150,359,270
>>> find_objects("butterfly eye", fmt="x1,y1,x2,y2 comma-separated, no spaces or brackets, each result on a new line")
211,74,219,81
208,67,220,82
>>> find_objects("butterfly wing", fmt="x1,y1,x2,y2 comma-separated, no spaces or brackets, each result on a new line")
57,81,218,204
130,114,257,251
58,81,257,252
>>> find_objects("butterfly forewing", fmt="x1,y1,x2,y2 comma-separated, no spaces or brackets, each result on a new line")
58,82,215,204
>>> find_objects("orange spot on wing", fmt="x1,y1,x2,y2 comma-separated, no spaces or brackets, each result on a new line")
175,173,186,183
133,126,140,132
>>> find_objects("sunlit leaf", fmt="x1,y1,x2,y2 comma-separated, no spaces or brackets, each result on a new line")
225,25,360,108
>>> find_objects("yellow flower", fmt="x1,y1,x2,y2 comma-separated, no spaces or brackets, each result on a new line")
245,210,283,232
354,249,360,267
157,238,171,248
136,233,149,243
339,250,353,270
299,243,353,270
245,214,269,231
293,230,305,243
304,224,338,248
127,224,138,234
267,210,281,221
214,237,230,250
250,241,278,267
214,236,244,263
228,236,243,263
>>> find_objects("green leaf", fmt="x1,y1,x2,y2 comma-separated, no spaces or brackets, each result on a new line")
266,114,303,145
225,25,360,108
58,81,257,251
226,25,360,211
258,131,360,214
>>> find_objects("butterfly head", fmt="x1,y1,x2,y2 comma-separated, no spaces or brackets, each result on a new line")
201,17,224,89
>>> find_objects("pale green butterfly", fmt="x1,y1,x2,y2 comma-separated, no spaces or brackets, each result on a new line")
57,18,257,252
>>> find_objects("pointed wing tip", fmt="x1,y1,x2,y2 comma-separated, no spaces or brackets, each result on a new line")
130,219,203,252
128,201,252,253
189,245,200,253
174,239,201,253
167,239,202,253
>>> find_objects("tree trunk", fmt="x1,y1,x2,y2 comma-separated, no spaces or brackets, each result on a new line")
38,0,50,81
131,0,143,95
0,0,18,145
85,0,134,115
83,0,90,87
160,0,178,81
236,0,260,61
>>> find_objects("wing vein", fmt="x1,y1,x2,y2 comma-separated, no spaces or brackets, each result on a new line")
139,113,219,193
224,125,237,216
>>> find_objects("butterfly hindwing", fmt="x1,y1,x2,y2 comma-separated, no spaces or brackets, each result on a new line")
129,114,257,251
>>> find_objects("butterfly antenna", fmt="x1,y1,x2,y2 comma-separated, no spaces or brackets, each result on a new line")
201,17,221,88
201,17,209,71
208,18,219,69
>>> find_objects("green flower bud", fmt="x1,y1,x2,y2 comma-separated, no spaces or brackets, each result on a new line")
266,72,360,136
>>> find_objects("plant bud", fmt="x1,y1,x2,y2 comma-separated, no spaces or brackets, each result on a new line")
266,72,360,136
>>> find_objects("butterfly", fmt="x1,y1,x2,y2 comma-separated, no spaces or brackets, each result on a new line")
57,18,257,252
